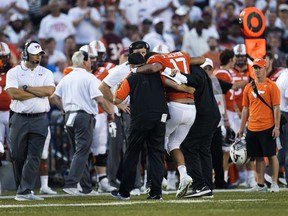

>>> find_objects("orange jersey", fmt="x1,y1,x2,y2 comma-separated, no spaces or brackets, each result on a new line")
243,78,280,131
214,68,235,112
230,67,249,111
147,51,193,101
0,72,11,111
63,66,74,76
94,67,109,81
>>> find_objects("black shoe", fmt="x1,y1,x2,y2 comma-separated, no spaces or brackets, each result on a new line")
184,186,211,198
111,190,130,200
147,194,163,200
201,191,214,198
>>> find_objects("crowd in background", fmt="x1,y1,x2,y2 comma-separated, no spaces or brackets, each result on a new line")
1,0,288,195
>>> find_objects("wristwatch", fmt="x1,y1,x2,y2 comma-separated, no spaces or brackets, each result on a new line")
23,85,28,91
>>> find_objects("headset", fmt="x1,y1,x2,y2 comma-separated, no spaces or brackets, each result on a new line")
128,41,150,54
21,40,42,64
80,50,89,61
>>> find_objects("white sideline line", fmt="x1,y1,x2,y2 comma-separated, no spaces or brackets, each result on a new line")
0,199,267,208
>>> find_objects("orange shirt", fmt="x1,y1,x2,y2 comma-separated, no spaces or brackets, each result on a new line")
0,72,11,111
242,78,280,131
230,67,249,111
147,51,193,101
214,68,235,112
63,66,74,76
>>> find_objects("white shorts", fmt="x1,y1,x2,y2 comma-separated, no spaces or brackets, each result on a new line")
227,110,240,133
0,111,10,147
165,102,196,153
42,127,51,159
91,113,108,156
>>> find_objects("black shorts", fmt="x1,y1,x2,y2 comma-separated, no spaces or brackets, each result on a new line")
246,126,277,157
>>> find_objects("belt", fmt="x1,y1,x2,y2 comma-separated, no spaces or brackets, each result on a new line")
16,112,46,117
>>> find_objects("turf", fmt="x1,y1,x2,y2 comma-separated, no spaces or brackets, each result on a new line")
1,189,288,216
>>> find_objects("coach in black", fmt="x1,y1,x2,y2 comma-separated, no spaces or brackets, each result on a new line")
112,52,169,200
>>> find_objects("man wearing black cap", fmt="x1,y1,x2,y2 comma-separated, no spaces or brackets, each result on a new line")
112,52,169,200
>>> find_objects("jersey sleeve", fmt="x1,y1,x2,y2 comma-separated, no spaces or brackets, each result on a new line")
115,79,130,100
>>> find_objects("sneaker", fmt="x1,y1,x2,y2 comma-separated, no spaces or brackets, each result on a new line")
130,188,141,196
270,183,279,192
183,186,211,198
111,190,130,200
247,184,267,192
15,193,44,201
176,175,193,198
161,178,168,190
63,188,83,196
147,194,163,200
201,191,214,198
40,186,57,195
246,177,257,188
166,177,177,191
98,178,117,193
82,190,99,196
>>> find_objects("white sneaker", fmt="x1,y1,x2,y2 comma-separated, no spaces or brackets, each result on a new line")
247,184,267,192
130,188,141,196
161,177,168,190
63,188,83,196
98,178,117,193
40,186,57,195
166,177,177,191
83,190,98,196
246,177,257,188
15,193,44,201
176,175,193,198
270,183,279,192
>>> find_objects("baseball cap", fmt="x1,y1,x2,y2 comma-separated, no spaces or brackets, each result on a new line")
10,14,24,22
153,17,164,25
233,44,246,55
252,58,266,68
175,6,189,16
27,43,46,55
279,4,288,11
200,58,214,68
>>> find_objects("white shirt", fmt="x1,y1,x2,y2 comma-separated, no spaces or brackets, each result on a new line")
5,62,55,113
54,68,102,115
38,13,76,51
68,6,101,44
142,31,175,53
0,0,29,25
104,62,130,90
276,69,288,112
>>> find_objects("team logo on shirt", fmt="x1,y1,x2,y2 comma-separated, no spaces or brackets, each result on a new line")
251,90,265,98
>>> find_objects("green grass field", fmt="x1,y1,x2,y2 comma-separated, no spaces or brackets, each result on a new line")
1,189,288,216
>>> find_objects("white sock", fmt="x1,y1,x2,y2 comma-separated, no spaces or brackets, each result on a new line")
238,171,246,180
97,173,106,182
41,175,48,188
224,170,228,182
167,171,176,180
177,165,187,179
247,170,255,178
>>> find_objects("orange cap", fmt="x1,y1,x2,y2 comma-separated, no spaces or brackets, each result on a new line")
252,58,266,68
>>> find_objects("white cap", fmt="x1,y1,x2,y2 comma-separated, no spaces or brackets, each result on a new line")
153,17,164,25
175,6,189,16
27,43,46,55
10,13,24,22
200,58,213,68
89,40,106,53
152,44,170,54
79,45,97,57
279,4,288,11
233,44,246,55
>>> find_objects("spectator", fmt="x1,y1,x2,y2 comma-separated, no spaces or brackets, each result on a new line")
202,37,221,69
45,38,67,71
68,0,102,49
5,40,55,201
182,19,209,57
38,0,76,51
142,17,175,53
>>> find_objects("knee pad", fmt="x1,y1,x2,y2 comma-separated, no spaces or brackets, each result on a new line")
95,153,108,166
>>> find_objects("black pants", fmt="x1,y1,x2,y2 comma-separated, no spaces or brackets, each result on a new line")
181,116,218,190
119,119,165,197
211,126,225,188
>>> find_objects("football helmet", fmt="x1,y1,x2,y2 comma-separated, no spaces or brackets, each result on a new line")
229,137,250,165
79,44,98,59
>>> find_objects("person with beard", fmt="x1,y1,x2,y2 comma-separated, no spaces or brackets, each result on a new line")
0,42,13,160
